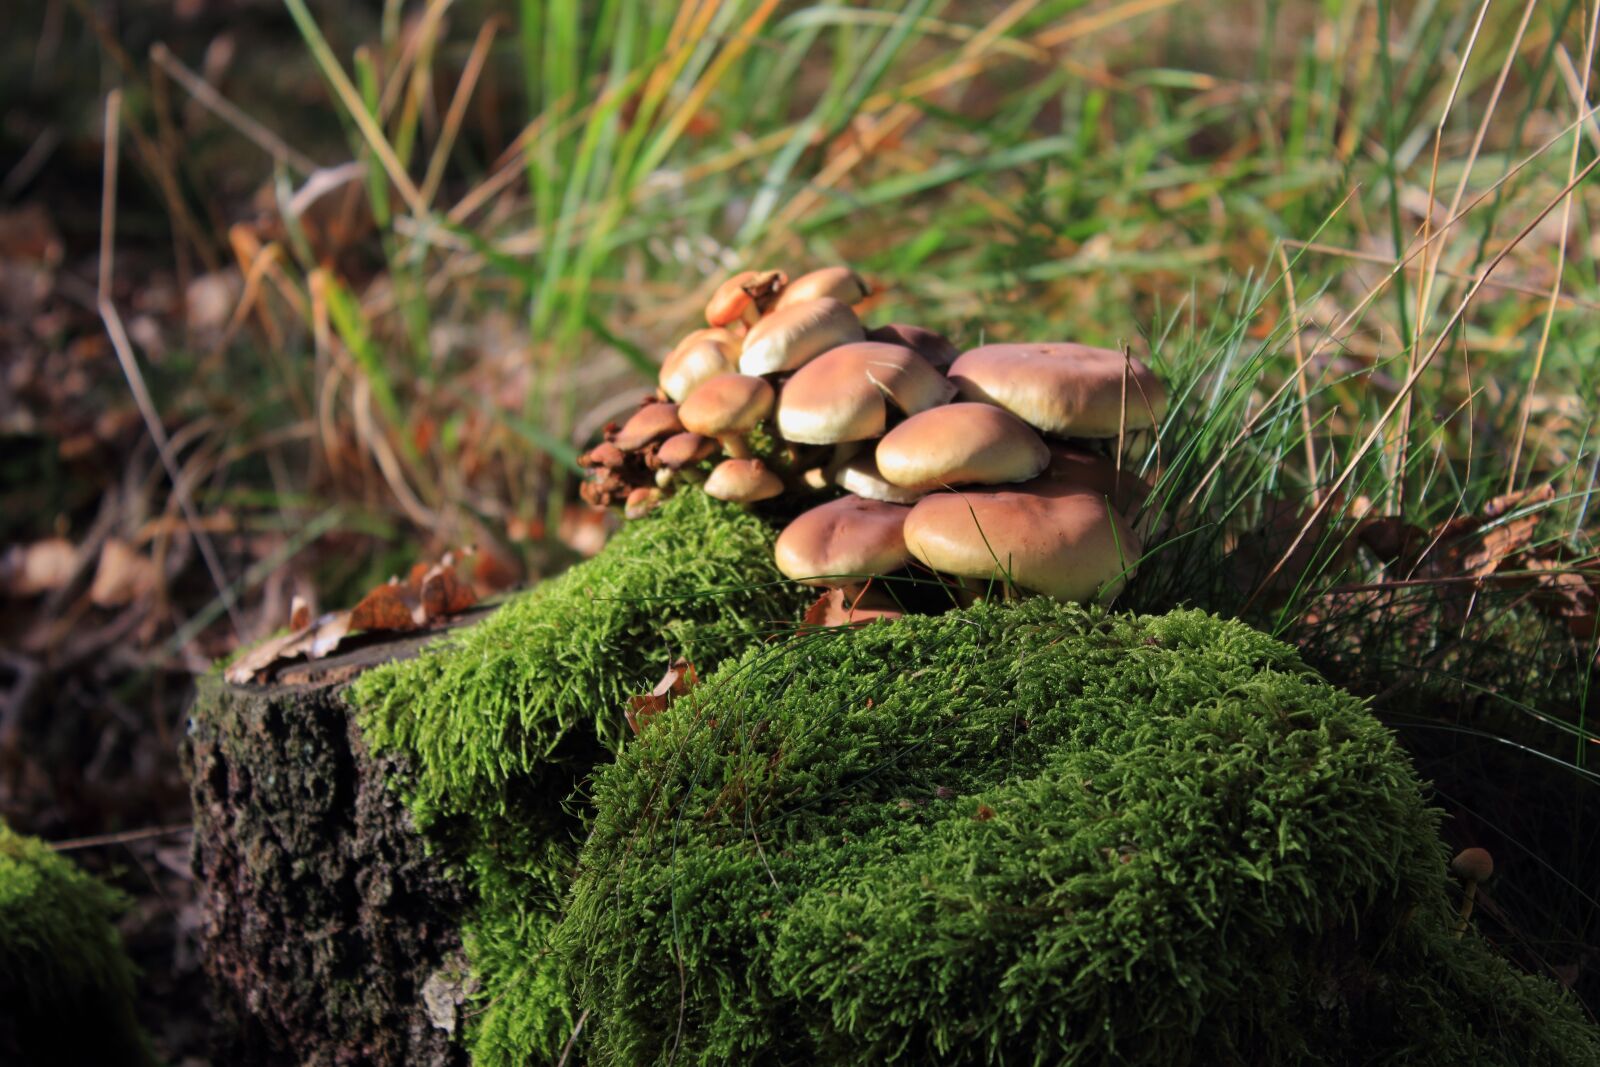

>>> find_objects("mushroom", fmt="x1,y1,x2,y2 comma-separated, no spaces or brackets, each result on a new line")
865,323,959,369
948,343,1167,438
773,266,869,311
659,328,739,402
679,374,774,459
703,458,784,504
902,479,1142,602
776,342,953,446
625,486,662,519
774,495,911,587
1039,445,1151,517
656,431,718,470
875,403,1050,491
1450,847,1494,937
833,453,924,505
705,270,787,328
613,402,685,452
739,298,864,376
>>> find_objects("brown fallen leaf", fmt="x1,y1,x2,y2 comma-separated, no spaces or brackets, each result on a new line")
625,658,700,735
223,610,354,685
289,595,312,630
802,586,905,628
1,538,78,598
88,537,159,607
420,563,476,620
350,581,421,633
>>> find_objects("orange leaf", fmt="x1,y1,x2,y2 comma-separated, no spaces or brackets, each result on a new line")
351,582,420,633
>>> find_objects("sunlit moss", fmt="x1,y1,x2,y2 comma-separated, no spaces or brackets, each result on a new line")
560,599,1600,1065
353,489,810,1063
0,821,152,1066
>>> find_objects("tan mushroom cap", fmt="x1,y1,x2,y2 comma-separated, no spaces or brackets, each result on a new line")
613,402,685,452
706,269,786,327
659,328,739,401
774,266,869,311
832,453,924,505
656,431,718,469
876,403,1050,491
948,343,1168,437
904,480,1142,602
739,297,864,376
703,458,784,503
774,495,911,587
679,374,775,436
865,323,959,369
776,342,953,445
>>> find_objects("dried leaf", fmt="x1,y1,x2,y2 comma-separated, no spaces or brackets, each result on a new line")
350,582,421,633
289,595,312,630
88,538,159,607
625,659,699,735
1,538,77,598
802,587,905,627
420,563,476,620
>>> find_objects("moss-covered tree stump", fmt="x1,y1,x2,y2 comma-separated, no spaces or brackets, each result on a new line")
185,492,811,1066
185,626,479,1067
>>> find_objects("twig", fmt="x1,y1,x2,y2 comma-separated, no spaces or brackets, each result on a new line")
150,43,319,173
49,823,192,853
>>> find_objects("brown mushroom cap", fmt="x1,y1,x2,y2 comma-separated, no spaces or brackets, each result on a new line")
679,374,775,436
774,266,869,311
865,323,959,369
833,453,925,504
739,298,864,376
875,403,1050,491
624,486,661,519
703,458,784,503
659,329,739,401
948,343,1168,437
656,431,718,469
774,495,910,587
1450,847,1495,882
776,342,952,445
1039,446,1151,516
613,402,685,452
706,270,786,327
904,480,1142,602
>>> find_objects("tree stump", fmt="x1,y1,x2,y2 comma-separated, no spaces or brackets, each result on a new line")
184,618,487,1067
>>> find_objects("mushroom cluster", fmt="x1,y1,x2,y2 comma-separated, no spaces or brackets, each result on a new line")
579,266,1167,609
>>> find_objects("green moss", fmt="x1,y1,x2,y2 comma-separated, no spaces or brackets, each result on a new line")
0,821,151,1066
352,489,811,1064
560,599,1600,1065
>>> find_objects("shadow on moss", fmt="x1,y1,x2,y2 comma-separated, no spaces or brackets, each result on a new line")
559,599,1600,1065
1,821,152,1067
352,490,812,1063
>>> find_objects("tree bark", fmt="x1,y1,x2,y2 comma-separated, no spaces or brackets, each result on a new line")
184,620,485,1067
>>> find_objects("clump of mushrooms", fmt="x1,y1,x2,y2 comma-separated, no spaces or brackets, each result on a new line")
578,265,1167,614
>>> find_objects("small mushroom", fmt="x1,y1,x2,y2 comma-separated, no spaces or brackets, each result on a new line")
774,342,952,446
865,323,959,369
833,454,924,505
875,403,1050,491
774,495,911,587
659,328,739,402
679,374,775,459
1039,446,1151,517
613,401,685,452
1450,847,1494,938
739,298,864,376
625,486,662,519
706,269,787,328
703,458,784,504
903,479,1142,602
656,431,718,470
948,343,1168,437
773,266,869,311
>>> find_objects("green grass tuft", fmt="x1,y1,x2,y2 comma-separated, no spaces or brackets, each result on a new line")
560,599,1600,1065
0,821,152,1066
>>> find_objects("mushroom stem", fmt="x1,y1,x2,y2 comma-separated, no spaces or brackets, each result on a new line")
719,434,751,459
1454,882,1479,939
